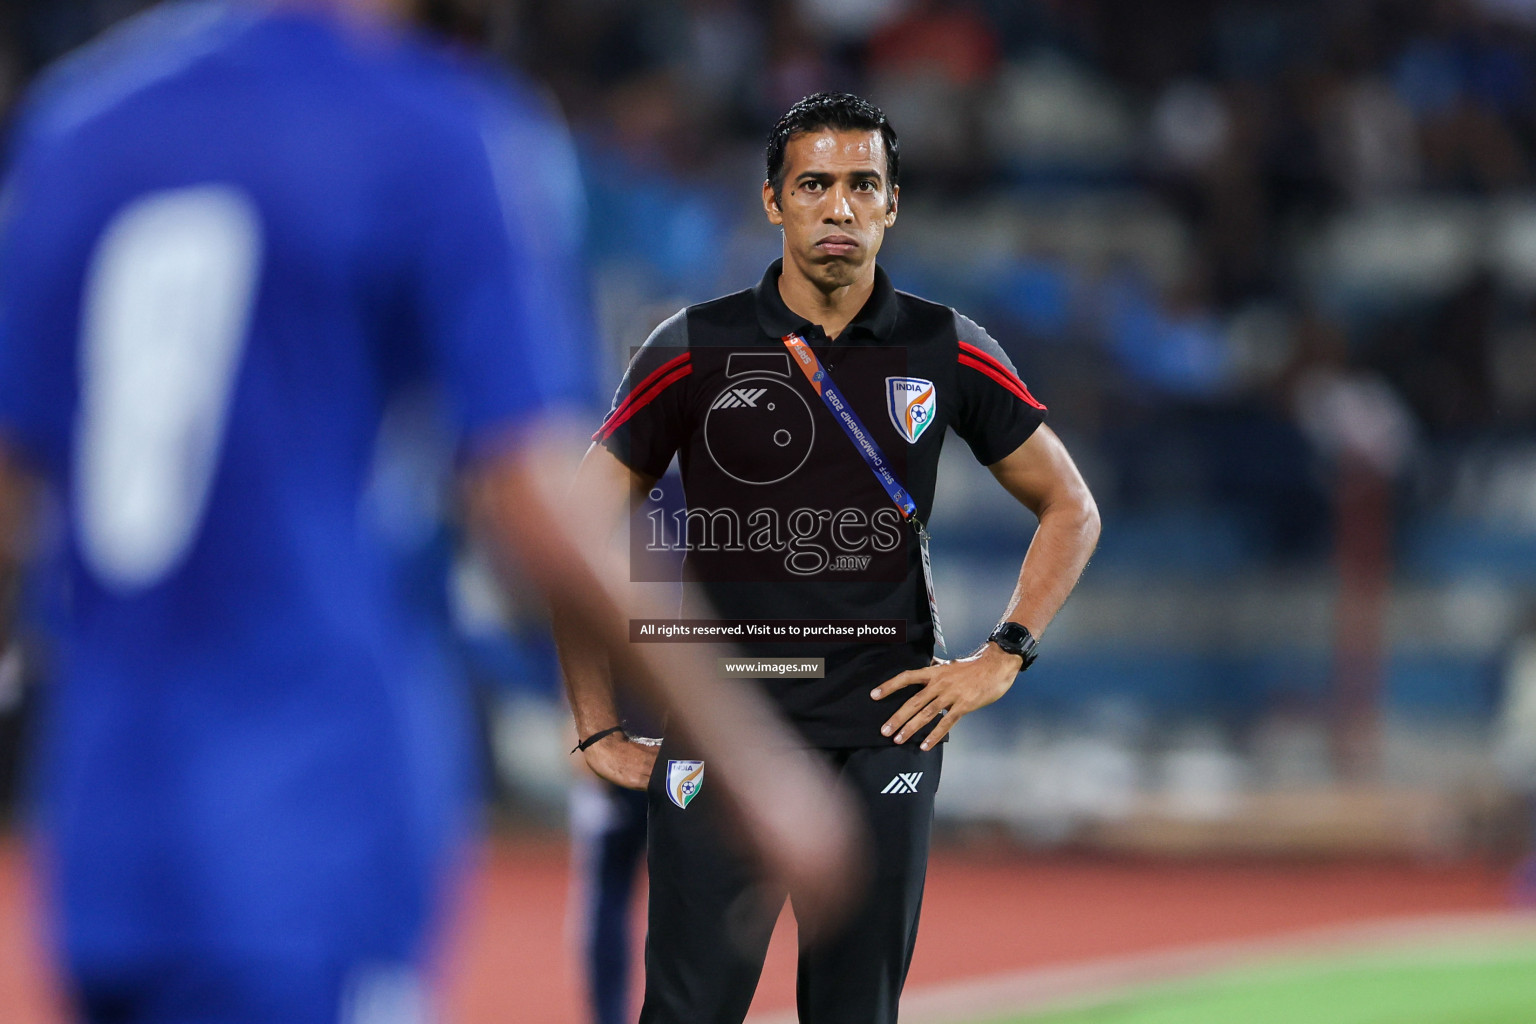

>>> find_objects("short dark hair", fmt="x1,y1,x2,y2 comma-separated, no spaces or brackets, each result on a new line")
766,93,900,208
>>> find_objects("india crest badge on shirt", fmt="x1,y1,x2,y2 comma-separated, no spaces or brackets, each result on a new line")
666,759,705,809
886,377,936,443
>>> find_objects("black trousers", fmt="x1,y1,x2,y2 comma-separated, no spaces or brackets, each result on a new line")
638,737,943,1024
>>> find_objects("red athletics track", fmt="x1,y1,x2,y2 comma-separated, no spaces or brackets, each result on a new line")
0,835,1514,1023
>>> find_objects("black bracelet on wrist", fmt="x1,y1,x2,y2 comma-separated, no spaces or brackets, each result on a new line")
572,725,626,754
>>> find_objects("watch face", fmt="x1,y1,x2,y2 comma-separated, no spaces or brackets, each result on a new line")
991,623,1036,660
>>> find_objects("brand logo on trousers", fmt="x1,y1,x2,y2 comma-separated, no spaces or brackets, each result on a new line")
880,772,923,795
711,387,769,410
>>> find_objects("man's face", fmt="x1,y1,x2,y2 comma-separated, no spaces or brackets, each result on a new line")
764,129,898,293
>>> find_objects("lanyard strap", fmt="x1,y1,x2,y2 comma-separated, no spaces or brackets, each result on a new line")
780,333,949,659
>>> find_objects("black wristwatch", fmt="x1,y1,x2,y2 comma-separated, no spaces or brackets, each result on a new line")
987,621,1039,670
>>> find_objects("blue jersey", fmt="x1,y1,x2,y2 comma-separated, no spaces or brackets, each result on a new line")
0,0,580,1004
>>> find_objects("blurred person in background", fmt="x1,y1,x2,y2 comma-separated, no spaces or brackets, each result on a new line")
0,1,863,1021
559,92,1100,1024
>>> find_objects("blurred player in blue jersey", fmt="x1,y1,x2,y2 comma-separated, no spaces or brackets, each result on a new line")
0,2,861,1022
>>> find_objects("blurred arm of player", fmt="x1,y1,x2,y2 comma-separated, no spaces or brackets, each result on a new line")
873,423,1100,748
470,432,866,931
546,443,660,792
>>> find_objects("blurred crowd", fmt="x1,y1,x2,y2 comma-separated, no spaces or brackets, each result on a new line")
9,0,1536,568
545,0,1536,578
5,1,1536,800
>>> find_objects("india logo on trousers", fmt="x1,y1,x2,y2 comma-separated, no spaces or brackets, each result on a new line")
666,759,705,809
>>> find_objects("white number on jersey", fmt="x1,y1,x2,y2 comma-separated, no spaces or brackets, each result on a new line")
75,185,263,591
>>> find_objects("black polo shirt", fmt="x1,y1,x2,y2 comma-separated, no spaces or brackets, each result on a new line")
597,260,1047,747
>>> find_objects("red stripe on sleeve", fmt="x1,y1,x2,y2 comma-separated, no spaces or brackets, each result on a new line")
958,353,1047,411
958,341,1047,409
595,352,691,437
957,341,1026,386
593,364,692,441
957,340,1008,370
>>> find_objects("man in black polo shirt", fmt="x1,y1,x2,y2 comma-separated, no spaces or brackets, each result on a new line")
558,93,1101,1024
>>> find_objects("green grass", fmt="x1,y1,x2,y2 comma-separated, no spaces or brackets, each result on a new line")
980,938,1536,1024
